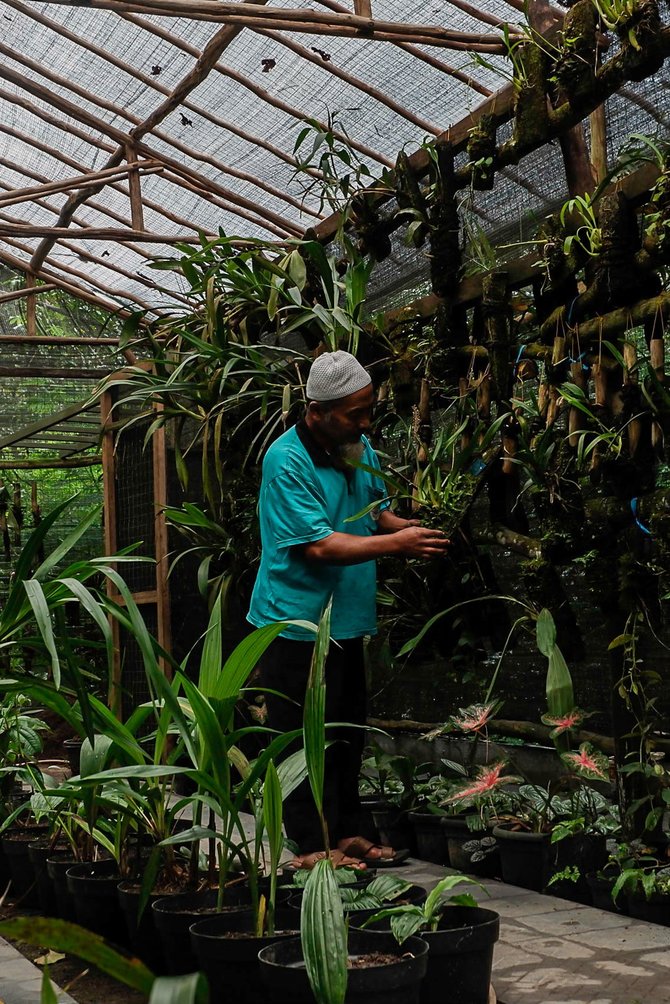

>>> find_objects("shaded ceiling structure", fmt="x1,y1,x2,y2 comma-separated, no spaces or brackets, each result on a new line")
0,0,567,316
0,0,668,463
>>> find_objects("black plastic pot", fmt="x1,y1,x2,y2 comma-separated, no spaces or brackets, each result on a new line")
492,824,551,891
586,872,627,914
66,860,127,945
409,811,449,865
548,833,608,905
46,852,78,921
191,914,299,1004
441,817,500,878
370,803,416,856
152,886,253,975
117,882,167,971
1,824,48,906
417,906,499,1004
28,839,68,915
62,737,83,776
626,890,670,926
259,929,429,1004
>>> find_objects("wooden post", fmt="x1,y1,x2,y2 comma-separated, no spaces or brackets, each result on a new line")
101,389,122,717
125,144,145,231
25,272,36,338
152,404,172,682
589,103,608,185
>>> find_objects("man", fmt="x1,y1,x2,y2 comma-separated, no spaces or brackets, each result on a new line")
248,351,449,869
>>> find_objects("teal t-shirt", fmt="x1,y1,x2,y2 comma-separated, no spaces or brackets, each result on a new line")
247,424,388,640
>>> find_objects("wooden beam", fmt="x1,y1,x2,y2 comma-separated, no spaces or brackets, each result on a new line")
121,12,393,167
0,333,119,345
353,0,371,16
0,456,102,469
258,30,442,134
0,223,219,243
0,42,310,227
33,0,520,50
3,0,315,182
0,284,57,304
0,162,162,209
0,365,108,377
0,243,156,317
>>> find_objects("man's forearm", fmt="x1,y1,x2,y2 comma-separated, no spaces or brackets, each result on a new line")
377,509,417,534
301,531,402,565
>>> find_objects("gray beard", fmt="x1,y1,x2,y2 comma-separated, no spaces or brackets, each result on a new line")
336,440,365,463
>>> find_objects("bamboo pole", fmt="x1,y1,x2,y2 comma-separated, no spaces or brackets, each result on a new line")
0,161,162,209
125,146,144,232
0,223,219,243
2,1,318,180
33,0,520,49
258,29,443,135
0,120,281,241
122,12,393,167
317,0,492,94
0,366,108,378
0,333,119,344
589,103,608,184
0,284,57,304
0,41,312,224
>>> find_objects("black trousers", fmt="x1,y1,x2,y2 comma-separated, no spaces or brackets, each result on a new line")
261,636,366,854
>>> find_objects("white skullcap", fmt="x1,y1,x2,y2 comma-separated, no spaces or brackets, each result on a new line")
306,351,372,402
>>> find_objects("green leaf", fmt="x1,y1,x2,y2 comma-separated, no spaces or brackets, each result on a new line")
304,601,331,816
0,917,154,995
301,858,347,1004
148,973,210,1004
23,580,60,687
608,634,633,651
536,609,556,657
40,967,59,1004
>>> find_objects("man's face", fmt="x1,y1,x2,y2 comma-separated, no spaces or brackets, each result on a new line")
310,383,374,449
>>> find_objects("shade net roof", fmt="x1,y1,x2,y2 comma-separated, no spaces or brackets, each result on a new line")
0,0,666,316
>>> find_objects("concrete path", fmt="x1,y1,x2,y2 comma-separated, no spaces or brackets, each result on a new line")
0,935,76,1004
402,857,670,1004
1,855,669,1003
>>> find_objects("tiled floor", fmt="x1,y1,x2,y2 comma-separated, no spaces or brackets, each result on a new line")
2,854,669,1003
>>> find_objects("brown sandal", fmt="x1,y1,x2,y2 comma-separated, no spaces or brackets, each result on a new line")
285,848,367,872
337,836,410,867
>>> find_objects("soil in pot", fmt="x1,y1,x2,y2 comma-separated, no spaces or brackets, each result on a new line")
409,811,449,865
66,860,128,946
1,824,48,907
492,824,551,892
152,886,254,975
259,929,429,1004
416,906,499,1004
191,913,299,1004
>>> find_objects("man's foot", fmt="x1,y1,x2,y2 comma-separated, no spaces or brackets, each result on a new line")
337,836,410,867
285,848,367,872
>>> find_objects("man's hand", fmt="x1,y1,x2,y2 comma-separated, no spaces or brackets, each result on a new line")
392,526,450,558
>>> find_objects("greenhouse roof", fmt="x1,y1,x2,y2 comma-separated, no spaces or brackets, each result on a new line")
0,0,667,318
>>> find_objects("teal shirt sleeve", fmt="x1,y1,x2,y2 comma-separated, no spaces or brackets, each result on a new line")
262,471,333,548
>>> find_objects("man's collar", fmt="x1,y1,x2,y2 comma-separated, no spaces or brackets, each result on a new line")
296,419,354,480
296,418,332,467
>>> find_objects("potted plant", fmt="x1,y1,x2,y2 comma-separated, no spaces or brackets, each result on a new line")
359,874,499,1004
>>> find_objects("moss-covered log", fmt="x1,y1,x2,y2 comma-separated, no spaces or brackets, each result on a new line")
539,290,670,342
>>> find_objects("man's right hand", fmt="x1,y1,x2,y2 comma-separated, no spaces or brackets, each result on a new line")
392,525,450,558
